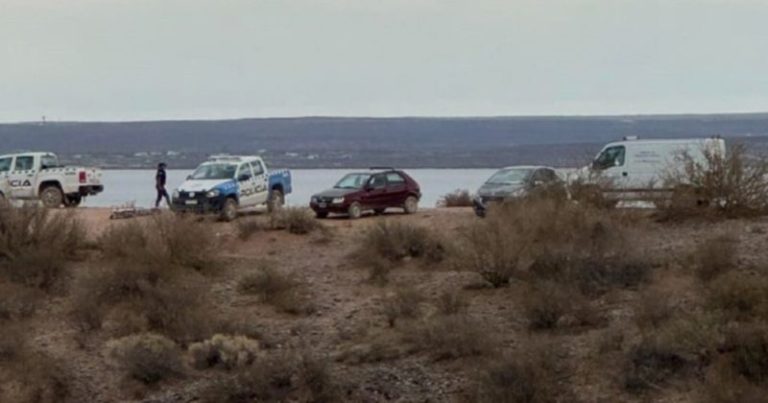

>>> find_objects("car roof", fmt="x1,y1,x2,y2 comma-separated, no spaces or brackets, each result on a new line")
206,155,262,164
498,165,553,171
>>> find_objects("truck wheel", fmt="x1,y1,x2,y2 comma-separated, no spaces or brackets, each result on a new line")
347,202,362,219
404,196,419,214
40,186,64,208
220,198,238,222
65,195,82,208
268,190,284,213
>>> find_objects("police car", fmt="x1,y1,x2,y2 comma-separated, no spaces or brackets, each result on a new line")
172,155,292,221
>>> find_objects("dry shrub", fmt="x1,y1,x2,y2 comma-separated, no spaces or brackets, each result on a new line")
357,221,446,266
703,359,767,403
624,336,691,393
694,234,738,282
189,334,261,370
405,314,494,360
706,272,768,322
721,322,768,384
366,256,395,286
0,282,40,320
531,255,651,297
660,143,768,219
269,207,324,235
200,351,337,403
70,262,212,342
458,197,636,288
237,264,313,314
436,290,469,315
522,282,600,331
473,343,569,403
107,333,183,384
0,207,86,291
0,323,24,361
382,287,425,327
634,288,676,329
98,214,219,271
236,218,267,240
438,189,474,207
0,334,71,403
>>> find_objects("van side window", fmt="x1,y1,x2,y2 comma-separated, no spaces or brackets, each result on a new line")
0,158,11,173
14,156,34,171
593,146,625,170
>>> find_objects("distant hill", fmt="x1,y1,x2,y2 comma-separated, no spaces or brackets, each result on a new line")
1,114,767,168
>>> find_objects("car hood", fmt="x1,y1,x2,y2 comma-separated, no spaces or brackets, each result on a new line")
177,179,236,193
477,182,528,198
313,188,360,198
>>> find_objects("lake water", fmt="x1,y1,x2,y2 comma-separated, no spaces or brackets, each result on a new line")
82,169,497,208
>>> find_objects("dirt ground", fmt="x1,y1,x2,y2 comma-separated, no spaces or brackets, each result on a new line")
6,206,768,402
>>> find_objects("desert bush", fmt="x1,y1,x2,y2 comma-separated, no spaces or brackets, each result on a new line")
357,221,446,265
721,322,768,384
0,323,24,361
438,189,474,207
189,334,261,370
269,207,324,235
236,218,267,240
522,282,600,330
382,287,425,327
531,255,651,296
634,288,675,329
2,351,71,403
0,282,40,320
660,143,768,219
473,343,568,403
405,314,494,360
457,197,634,288
693,234,738,282
706,272,768,321
98,220,151,259
702,360,767,403
237,264,313,314
436,290,469,315
624,336,691,393
70,262,212,342
367,256,395,286
107,333,183,384
0,207,86,291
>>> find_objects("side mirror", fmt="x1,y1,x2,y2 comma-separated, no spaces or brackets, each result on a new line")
614,160,621,167
238,173,252,182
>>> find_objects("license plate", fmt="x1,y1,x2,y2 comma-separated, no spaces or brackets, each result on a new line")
318,202,327,208
185,200,198,205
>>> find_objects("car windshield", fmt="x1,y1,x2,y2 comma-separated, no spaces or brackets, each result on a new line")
334,173,371,189
190,163,237,180
486,168,533,185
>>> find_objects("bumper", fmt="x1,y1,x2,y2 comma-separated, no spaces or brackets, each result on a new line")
79,185,104,196
172,195,227,214
310,201,350,214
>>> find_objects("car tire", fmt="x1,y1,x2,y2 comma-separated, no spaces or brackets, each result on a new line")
347,202,362,219
40,186,64,208
315,211,329,219
220,198,238,222
403,196,418,214
268,189,284,213
373,208,386,215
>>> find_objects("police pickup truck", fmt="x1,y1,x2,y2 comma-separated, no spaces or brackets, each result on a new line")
0,152,104,207
172,155,292,221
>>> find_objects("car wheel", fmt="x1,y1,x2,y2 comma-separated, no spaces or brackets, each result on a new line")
220,198,238,221
315,211,329,219
40,186,63,208
374,208,386,215
403,196,418,214
268,189,284,213
347,202,362,219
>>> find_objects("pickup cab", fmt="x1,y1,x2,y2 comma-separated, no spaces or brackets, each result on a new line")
172,155,291,221
0,152,104,207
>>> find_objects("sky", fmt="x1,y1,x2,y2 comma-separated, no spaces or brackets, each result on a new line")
1,0,767,122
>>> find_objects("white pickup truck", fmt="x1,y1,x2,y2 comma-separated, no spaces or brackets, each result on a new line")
0,152,104,207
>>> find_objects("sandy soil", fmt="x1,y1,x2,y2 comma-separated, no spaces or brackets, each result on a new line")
7,206,768,402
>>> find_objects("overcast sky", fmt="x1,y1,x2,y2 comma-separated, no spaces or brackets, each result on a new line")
1,0,767,122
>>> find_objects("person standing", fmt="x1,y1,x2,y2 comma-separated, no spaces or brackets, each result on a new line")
155,162,171,208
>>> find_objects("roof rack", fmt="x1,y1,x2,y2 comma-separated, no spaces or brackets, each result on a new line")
623,135,638,141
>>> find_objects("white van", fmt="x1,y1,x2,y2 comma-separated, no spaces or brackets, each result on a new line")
577,136,726,199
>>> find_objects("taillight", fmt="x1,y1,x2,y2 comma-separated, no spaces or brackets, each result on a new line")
79,171,87,183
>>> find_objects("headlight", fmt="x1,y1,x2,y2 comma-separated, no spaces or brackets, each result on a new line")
206,189,221,198
172,190,180,199
332,197,345,204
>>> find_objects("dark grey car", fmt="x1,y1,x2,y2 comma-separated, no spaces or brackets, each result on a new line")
473,166,564,217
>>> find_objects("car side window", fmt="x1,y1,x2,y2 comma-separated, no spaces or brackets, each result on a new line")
0,158,11,173
237,163,253,181
14,156,34,171
385,172,406,185
251,161,265,176
593,146,626,170
369,174,387,189
533,169,557,183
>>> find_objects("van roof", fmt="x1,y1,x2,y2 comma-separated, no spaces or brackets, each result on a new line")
605,138,723,147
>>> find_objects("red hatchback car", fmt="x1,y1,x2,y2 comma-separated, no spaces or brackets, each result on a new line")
310,168,421,219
